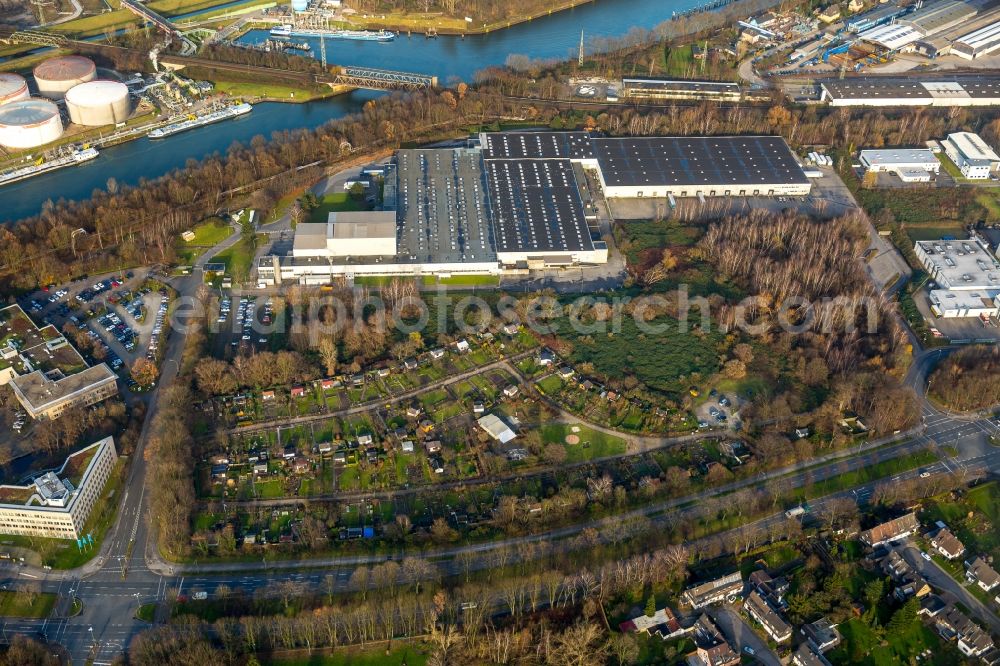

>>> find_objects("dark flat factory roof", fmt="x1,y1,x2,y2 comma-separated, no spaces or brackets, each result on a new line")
485,158,595,254
822,76,1000,99
591,135,809,188
481,131,595,160
622,77,743,91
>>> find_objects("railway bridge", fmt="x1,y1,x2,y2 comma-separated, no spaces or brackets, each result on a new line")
118,0,181,37
321,66,437,91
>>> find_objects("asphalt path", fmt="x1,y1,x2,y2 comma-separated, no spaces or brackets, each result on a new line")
897,544,1000,635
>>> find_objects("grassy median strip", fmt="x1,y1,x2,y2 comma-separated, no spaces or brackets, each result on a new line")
788,449,939,502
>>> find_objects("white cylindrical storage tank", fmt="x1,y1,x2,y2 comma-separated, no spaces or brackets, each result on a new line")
291,0,308,10
33,55,96,99
0,73,30,106
65,80,130,126
0,99,63,149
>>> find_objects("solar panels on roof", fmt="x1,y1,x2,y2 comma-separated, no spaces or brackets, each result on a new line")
589,136,809,188
484,158,594,254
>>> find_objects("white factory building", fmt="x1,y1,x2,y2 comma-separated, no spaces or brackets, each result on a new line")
820,77,1000,107
915,238,1000,317
943,132,1000,179
292,211,397,258
952,20,1000,59
859,0,979,51
859,148,940,181
259,132,809,285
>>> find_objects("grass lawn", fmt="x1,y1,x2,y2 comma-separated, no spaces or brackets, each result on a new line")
48,0,238,36
136,602,156,622
183,217,232,246
212,79,332,102
540,423,626,462
254,478,285,499
922,481,1000,563
435,275,500,287
937,153,967,182
354,276,407,287
176,217,232,264
552,312,723,398
210,233,264,283
536,374,564,394
338,466,361,491
308,192,365,224
268,643,429,665
976,191,1000,223
905,223,966,242
829,617,961,665
0,590,56,618
791,449,938,502
418,388,449,409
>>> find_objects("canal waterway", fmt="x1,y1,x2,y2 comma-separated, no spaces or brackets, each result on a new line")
3,0,695,222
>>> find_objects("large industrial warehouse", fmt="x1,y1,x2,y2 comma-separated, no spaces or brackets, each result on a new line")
259,131,809,285
820,76,1000,106
619,77,766,103
951,20,1000,59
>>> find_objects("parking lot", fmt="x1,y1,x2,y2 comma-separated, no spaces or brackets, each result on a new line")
213,294,275,358
694,388,743,431
912,287,1000,343
18,269,171,388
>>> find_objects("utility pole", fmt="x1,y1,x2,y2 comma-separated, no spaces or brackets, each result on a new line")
578,29,584,67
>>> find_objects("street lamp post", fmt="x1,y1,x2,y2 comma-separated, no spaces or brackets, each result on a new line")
70,228,87,258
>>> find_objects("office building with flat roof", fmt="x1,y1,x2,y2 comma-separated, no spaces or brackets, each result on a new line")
859,148,940,181
0,304,118,421
915,238,1000,290
0,437,117,539
915,237,1000,317
943,132,1000,178
859,149,940,172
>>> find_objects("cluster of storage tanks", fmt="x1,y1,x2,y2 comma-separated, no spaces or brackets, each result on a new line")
0,55,132,150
